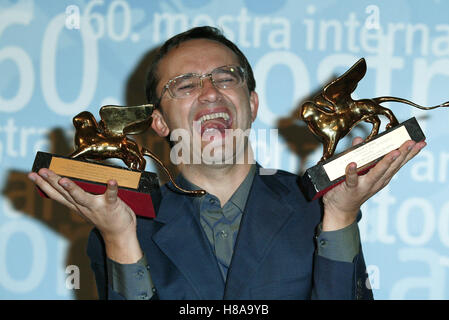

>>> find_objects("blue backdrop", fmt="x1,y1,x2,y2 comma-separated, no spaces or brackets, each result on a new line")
0,0,448,299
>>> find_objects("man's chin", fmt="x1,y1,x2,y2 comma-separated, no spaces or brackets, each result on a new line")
200,139,250,166
200,141,230,164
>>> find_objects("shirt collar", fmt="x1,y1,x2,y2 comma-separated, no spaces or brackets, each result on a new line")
176,164,256,210
227,164,256,211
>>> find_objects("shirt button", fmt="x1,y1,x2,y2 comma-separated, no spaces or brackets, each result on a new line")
209,198,216,205
220,230,228,238
136,269,144,279
319,239,327,247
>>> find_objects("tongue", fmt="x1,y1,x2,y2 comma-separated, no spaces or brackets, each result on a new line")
201,118,230,136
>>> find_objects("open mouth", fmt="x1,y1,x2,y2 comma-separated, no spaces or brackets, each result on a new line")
194,108,233,137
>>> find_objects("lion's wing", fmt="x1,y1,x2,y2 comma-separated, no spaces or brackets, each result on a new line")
99,104,154,136
322,58,367,106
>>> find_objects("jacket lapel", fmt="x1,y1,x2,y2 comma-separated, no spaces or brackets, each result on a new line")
151,190,225,299
223,169,298,299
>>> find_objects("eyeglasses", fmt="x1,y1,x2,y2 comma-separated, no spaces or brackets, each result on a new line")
157,65,246,104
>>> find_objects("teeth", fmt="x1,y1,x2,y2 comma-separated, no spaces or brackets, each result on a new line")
199,112,230,125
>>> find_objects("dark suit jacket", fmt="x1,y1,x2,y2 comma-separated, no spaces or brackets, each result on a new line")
87,168,373,300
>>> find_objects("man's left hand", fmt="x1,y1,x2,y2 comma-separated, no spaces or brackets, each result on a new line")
322,138,426,231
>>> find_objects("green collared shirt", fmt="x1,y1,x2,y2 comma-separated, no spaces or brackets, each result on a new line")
186,164,256,281
106,165,360,299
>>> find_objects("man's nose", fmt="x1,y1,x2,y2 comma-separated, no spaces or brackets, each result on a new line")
197,75,221,103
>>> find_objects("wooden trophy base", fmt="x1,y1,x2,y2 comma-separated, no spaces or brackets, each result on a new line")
32,152,160,218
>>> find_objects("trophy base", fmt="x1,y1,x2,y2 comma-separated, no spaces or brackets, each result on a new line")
300,117,425,201
32,152,160,218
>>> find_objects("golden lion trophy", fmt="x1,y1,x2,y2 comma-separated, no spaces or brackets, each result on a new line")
300,58,449,200
32,104,204,218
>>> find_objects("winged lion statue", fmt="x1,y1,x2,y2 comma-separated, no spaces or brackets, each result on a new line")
300,58,449,163
69,104,204,196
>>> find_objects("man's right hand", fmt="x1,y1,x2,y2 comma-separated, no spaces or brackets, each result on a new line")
28,168,143,263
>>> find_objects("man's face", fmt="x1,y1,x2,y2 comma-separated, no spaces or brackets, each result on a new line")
151,39,258,165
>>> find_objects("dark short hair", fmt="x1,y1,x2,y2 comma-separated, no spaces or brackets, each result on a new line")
144,26,256,108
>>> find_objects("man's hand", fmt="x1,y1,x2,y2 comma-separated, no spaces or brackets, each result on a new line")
322,138,426,231
28,168,142,263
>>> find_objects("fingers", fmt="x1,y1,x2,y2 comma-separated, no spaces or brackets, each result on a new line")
343,139,425,194
29,168,122,210
344,162,358,188
381,140,425,180
104,180,119,205
28,169,78,211
399,140,426,167
362,146,402,189
57,176,94,208
364,140,426,190
342,137,364,189
28,169,134,237
352,136,364,147
29,168,97,212
324,139,426,227
382,140,424,174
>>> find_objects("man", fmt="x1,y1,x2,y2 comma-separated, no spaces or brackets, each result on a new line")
28,26,425,300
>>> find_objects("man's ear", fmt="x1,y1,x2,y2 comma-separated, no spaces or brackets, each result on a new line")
249,91,259,123
151,109,170,137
